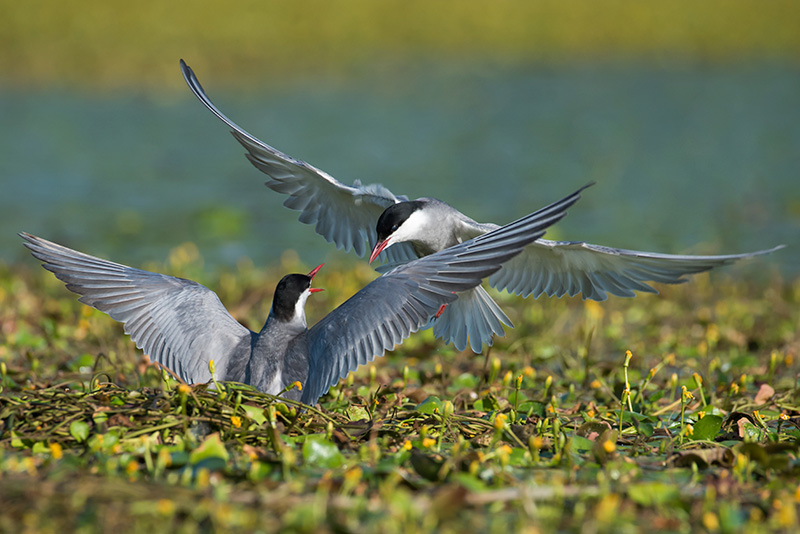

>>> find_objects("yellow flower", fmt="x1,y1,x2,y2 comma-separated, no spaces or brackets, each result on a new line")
494,413,508,431
584,299,604,321
421,437,436,449
230,416,242,428
497,444,513,465
706,324,719,344
125,460,139,476
344,466,363,483
156,499,175,516
602,440,616,454
522,366,535,378
292,381,303,391
702,511,719,531
402,440,412,451
177,383,192,395
49,442,63,460
502,370,513,387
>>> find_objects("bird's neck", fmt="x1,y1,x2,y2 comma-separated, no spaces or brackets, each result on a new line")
261,309,307,337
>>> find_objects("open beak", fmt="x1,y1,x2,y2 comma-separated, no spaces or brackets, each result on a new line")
308,264,325,293
369,239,390,264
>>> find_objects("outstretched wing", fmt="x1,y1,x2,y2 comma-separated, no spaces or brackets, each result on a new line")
489,239,785,301
301,184,589,405
21,233,252,383
180,59,417,265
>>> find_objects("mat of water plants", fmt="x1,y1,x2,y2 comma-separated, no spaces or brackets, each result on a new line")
1,256,798,533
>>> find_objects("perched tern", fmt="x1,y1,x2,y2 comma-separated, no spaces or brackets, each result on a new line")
180,60,784,353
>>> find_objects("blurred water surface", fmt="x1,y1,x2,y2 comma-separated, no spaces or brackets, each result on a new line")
2,62,798,275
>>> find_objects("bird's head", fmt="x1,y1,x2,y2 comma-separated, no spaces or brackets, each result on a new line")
369,201,427,263
271,264,324,324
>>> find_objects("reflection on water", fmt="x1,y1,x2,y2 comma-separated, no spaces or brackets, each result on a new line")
2,63,798,275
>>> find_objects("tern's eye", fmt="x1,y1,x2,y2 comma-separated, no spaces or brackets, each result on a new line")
391,224,399,232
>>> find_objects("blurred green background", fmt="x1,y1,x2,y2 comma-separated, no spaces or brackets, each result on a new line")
2,0,799,272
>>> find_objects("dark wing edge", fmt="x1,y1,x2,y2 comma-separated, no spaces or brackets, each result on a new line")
179,59,406,260
301,183,590,404
489,239,786,301
20,232,251,384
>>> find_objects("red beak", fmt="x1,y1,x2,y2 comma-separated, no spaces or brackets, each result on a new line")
369,239,389,264
308,264,325,293
308,263,324,279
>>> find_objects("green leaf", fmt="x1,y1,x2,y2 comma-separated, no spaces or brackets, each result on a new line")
628,482,680,506
88,432,119,453
451,472,488,492
346,405,370,421
189,433,230,465
10,431,24,448
508,391,529,405
452,373,480,389
69,421,90,443
691,414,723,441
738,421,767,442
479,393,501,412
621,411,658,424
415,396,443,415
302,436,344,469
518,401,546,417
507,447,528,466
570,435,595,452
241,404,267,426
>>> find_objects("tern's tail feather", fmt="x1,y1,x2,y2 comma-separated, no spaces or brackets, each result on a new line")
429,286,513,353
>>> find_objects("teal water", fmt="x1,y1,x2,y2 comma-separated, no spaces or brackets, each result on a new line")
2,63,798,275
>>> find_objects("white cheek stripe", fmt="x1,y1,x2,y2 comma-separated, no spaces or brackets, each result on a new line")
293,289,311,327
392,209,431,243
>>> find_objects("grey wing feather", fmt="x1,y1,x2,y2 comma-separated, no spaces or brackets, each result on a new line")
489,239,786,301
430,286,512,353
300,183,589,405
20,233,251,383
180,60,417,265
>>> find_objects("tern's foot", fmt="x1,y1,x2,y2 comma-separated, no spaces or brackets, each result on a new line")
434,304,448,319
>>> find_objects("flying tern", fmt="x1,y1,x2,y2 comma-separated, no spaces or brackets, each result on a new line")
180,60,784,353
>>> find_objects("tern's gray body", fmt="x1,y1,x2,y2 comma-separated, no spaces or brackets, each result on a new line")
20,183,582,404
180,60,785,353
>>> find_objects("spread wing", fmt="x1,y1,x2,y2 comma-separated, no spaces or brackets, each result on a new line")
21,233,252,383
300,184,588,404
180,59,417,266
488,239,786,301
